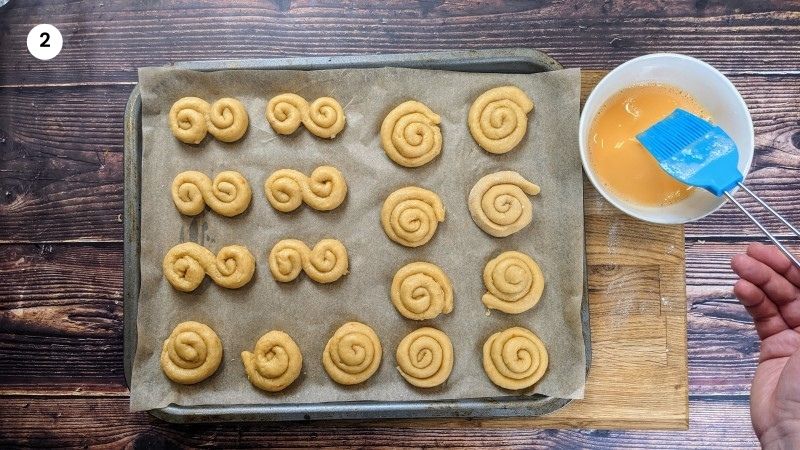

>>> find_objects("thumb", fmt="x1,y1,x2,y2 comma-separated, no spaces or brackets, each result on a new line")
775,347,800,419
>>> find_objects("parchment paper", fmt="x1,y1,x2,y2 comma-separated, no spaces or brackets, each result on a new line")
130,66,584,412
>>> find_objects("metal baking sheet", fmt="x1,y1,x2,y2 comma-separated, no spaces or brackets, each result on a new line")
123,48,590,423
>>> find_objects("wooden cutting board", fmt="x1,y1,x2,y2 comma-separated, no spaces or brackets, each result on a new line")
370,70,689,430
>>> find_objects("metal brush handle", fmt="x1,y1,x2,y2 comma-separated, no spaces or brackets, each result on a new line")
725,182,800,268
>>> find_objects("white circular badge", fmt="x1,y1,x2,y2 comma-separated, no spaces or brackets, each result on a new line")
27,24,63,60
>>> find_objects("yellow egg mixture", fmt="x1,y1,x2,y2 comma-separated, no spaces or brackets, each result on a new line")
589,84,709,207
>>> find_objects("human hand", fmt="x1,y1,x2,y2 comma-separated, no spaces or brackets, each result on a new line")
732,243,800,449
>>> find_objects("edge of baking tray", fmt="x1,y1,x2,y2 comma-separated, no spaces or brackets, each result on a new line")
123,47,590,423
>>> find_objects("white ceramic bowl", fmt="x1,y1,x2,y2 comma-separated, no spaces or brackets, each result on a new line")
579,53,754,224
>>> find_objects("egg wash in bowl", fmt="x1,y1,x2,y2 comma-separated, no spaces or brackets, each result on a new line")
588,83,709,208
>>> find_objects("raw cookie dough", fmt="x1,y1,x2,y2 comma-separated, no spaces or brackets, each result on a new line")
482,326,548,390
468,171,540,237
265,94,346,138
241,330,303,392
302,97,346,139
266,93,308,135
391,262,453,320
160,321,223,385
171,170,252,217
206,97,249,143
322,322,382,385
264,166,347,212
380,100,442,168
268,239,349,283
482,251,544,314
381,186,445,248
162,242,256,292
468,86,534,154
169,97,210,144
396,327,453,388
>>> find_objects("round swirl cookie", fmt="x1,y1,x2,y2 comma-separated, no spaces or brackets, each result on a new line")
241,331,303,392
160,321,223,385
169,97,210,144
381,186,445,248
206,98,249,143
264,169,307,212
396,327,454,388
468,86,534,154
391,262,453,320
482,251,544,314
380,100,442,168
266,93,308,135
302,97,346,139
482,326,548,390
322,322,382,385
468,171,540,237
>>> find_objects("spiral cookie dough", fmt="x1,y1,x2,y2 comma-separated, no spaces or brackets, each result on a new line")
169,97,210,144
323,322,382,385
468,171,540,237
268,239,349,283
303,239,350,283
483,326,548,390
160,321,223,385
264,169,305,212
206,97,249,142
171,170,252,217
241,331,303,392
482,251,544,314
163,242,256,292
381,187,445,248
380,100,442,168
264,166,347,212
468,86,534,154
302,97,346,139
396,327,454,388
266,93,308,135
391,262,453,320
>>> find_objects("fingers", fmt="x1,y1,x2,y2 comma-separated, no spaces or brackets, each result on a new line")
747,242,800,288
732,251,800,307
732,251,800,329
732,278,789,339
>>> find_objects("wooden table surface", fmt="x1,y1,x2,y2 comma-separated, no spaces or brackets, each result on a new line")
1,1,799,448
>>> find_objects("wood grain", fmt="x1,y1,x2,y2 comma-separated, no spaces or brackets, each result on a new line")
526,188,687,429
0,184,691,430
0,239,756,397
3,2,793,444
0,396,757,448
580,72,800,238
2,74,798,242
0,243,127,393
0,85,127,242
0,1,798,86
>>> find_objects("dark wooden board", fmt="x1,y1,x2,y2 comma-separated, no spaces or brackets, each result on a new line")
0,238,765,397
0,243,127,394
0,1,799,85
0,396,757,448
1,75,798,242
0,85,128,243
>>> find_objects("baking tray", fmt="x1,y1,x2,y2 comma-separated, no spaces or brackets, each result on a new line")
124,48,591,423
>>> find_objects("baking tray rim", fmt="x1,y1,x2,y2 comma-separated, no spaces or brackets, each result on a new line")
123,47,590,423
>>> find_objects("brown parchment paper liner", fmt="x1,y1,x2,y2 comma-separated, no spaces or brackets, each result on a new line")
130,66,584,411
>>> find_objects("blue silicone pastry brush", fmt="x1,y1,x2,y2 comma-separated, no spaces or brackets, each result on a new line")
637,108,800,267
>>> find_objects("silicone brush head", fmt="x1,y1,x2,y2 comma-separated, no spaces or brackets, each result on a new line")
636,109,743,196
